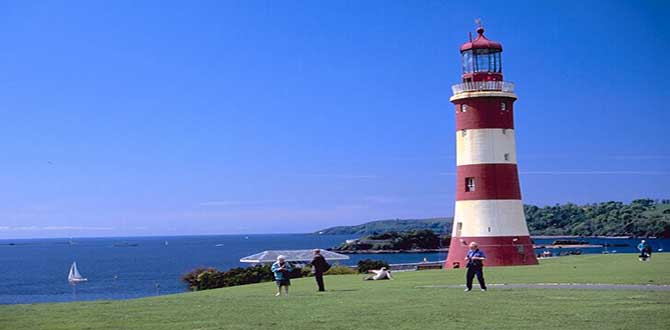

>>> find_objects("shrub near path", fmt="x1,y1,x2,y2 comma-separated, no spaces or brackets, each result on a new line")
1,254,669,330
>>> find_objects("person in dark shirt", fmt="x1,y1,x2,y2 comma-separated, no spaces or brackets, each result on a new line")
638,240,653,261
308,249,329,292
464,242,487,292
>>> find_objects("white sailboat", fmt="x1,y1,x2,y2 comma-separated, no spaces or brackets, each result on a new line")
68,262,88,283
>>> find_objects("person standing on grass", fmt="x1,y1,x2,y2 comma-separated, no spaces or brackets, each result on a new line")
308,249,330,292
271,255,292,296
645,243,653,259
638,240,652,260
464,242,487,292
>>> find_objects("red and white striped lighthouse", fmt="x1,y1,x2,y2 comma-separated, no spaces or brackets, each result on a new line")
445,25,538,268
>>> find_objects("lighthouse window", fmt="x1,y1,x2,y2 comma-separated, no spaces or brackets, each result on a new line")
465,177,475,192
502,128,507,135
475,53,489,72
473,49,502,73
460,104,467,112
462,50,474,73
461,129,467,137
501,102,507,111
504,153,510,161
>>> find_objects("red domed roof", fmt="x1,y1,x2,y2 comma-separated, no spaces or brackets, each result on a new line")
460,27,502,52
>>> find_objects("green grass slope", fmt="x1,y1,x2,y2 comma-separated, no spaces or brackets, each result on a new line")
1,254,669,330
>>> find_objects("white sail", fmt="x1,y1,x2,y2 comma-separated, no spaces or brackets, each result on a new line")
68,262,87,282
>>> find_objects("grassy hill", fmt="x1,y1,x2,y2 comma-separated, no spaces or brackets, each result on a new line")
2,254,669,330
315,217,452,235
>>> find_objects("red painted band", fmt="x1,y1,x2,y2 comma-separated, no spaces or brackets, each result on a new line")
460,72,503,82
454,97,515,130
445,235,538,268
456,164,521,200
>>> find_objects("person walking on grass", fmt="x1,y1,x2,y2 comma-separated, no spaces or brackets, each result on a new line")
271,255,292,296
308,249,330,292
638,240,652,261
464,242,487,292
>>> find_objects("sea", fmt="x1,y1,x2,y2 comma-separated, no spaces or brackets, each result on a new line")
0,234,667,305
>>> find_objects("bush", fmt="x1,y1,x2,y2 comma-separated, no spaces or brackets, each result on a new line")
357,259,390,274
181,263,305,291
300,265,314,277
288,265,304,279
196,269,225,291
181,267,217,291
324,265,357,275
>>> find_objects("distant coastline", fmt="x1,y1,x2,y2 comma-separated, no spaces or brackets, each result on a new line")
332,248,449,254
316,199,670,238
530,235,634,239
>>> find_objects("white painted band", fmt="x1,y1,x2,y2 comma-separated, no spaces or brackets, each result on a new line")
452,199,530,237
450,91,517,102
456,128,517,166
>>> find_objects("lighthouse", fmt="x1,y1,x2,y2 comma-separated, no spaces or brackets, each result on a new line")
445,24,538,268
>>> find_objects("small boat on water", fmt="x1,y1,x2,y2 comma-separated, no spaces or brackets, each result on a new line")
68,262,88,283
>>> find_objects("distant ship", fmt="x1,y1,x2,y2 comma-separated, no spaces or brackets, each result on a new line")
68,262,88,283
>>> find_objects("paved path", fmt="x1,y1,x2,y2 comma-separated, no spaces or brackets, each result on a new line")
416,283,670,291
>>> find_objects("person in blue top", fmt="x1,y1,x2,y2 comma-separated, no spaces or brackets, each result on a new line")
464,242,487,292
271,255,292,296
637,240,652,261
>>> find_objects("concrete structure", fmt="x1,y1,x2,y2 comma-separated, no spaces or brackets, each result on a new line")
240,249,349,265
445,25,538,268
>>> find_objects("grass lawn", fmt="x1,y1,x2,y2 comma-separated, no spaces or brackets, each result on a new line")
1,254,669,330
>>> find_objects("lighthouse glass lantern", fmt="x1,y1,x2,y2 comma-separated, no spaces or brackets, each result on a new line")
462,48,502,76
445,25,538,268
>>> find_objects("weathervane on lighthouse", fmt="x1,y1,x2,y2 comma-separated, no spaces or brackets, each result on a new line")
445,23,538,268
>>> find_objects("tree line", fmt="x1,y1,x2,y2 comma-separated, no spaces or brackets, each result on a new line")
525,199,670,237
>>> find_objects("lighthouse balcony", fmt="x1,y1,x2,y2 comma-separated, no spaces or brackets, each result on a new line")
451,80,515,95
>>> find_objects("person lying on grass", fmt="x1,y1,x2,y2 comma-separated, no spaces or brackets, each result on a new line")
363,267,393,281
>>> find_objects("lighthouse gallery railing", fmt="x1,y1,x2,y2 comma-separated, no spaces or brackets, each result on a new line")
451,81,515,95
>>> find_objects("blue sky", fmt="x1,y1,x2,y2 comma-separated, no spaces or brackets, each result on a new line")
1,0,668,238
